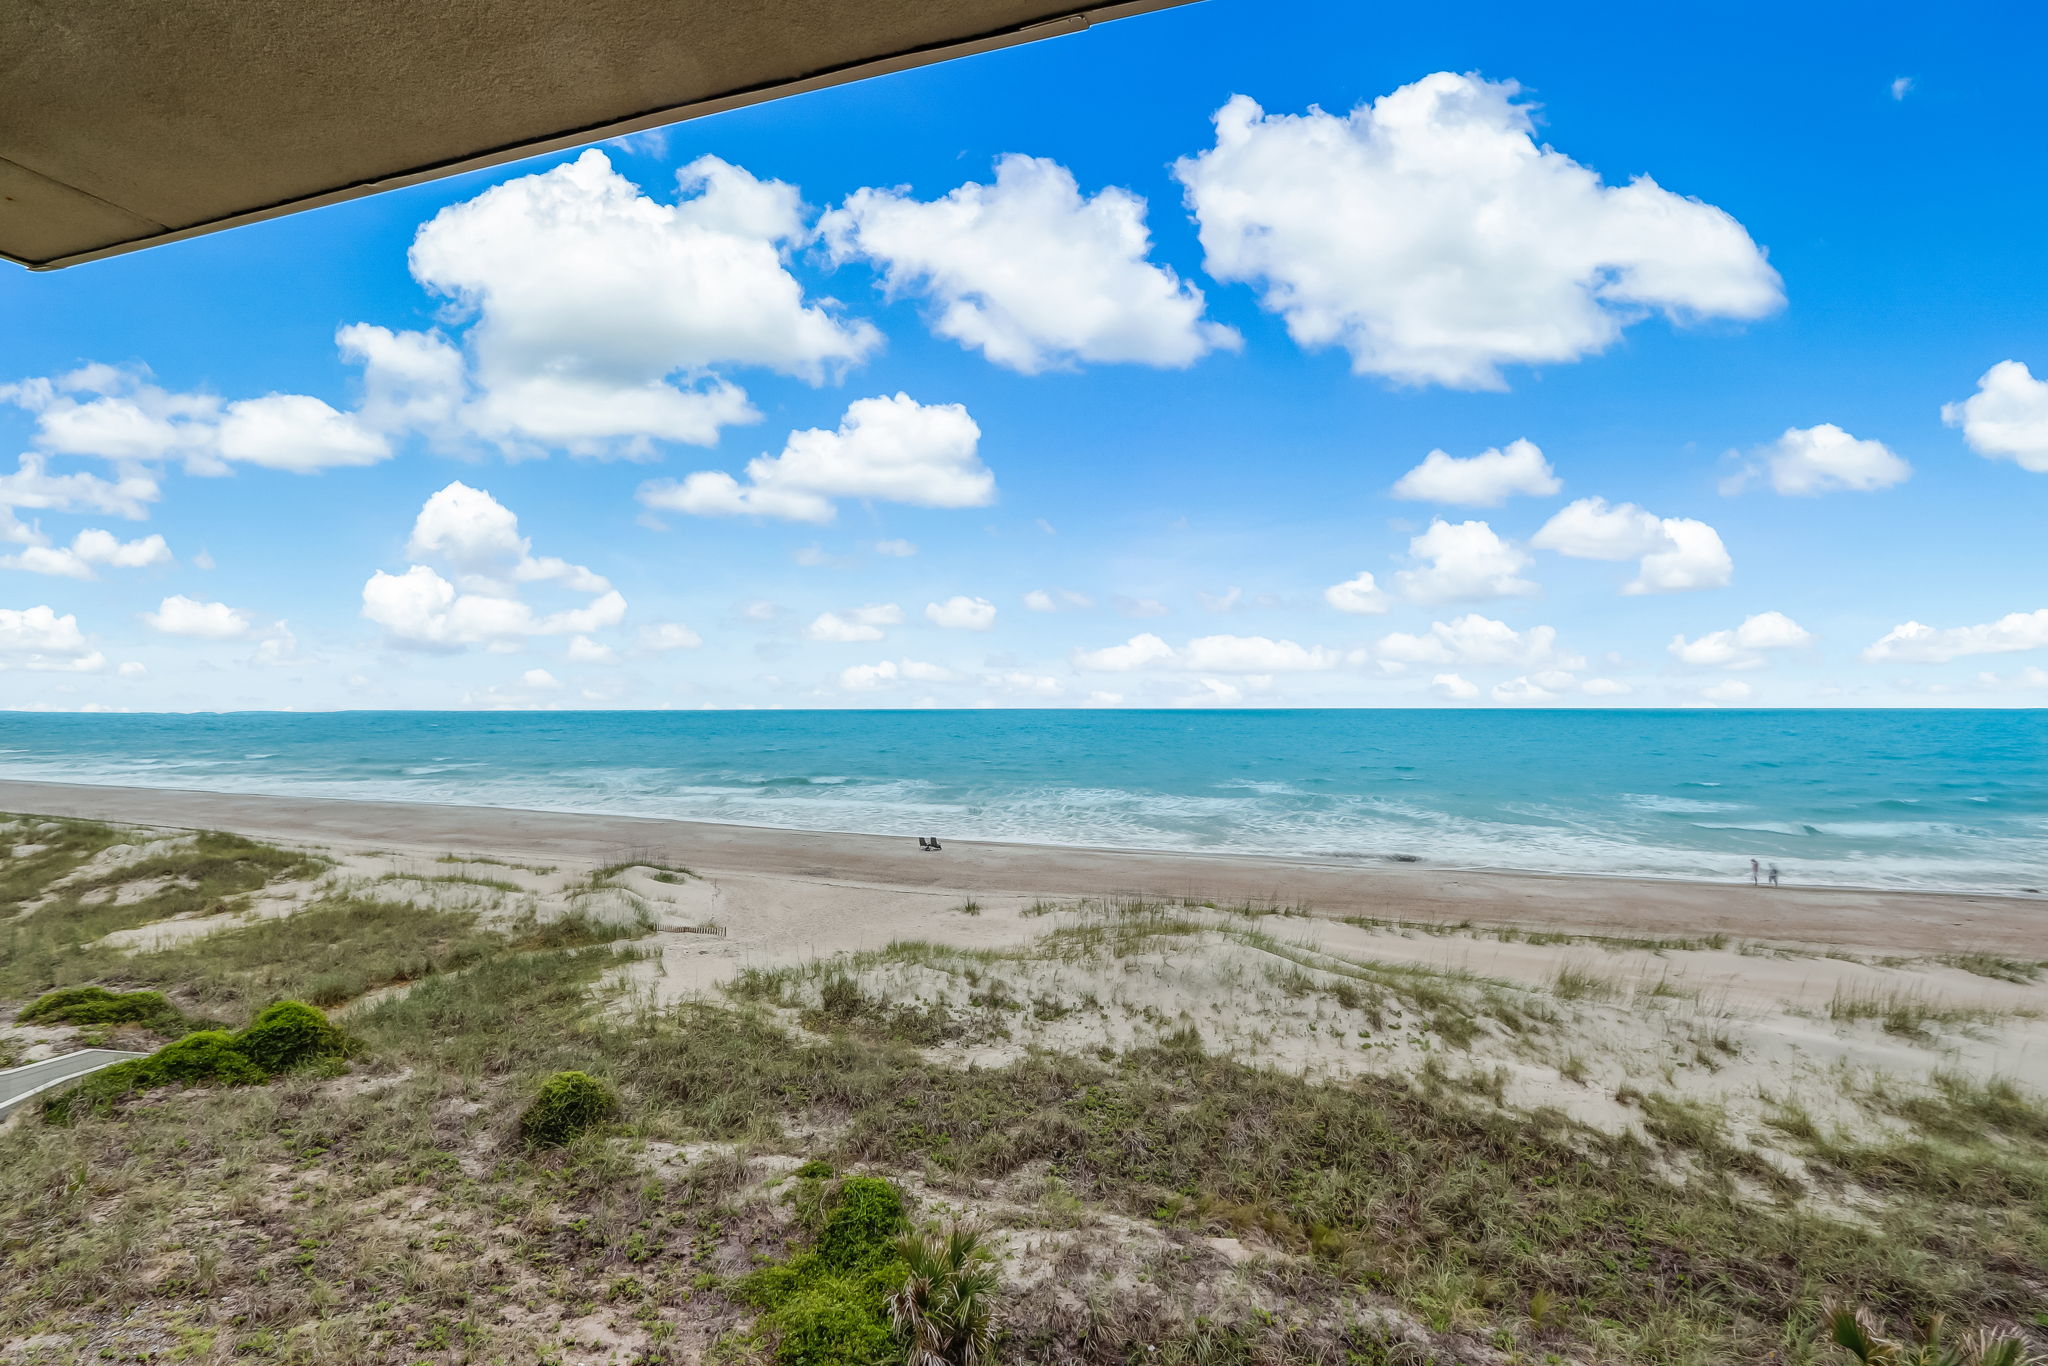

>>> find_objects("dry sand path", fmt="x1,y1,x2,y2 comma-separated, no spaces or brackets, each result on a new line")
0,777,2040,957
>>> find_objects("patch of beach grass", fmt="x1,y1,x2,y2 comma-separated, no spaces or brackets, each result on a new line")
1551,962,1627,1002
588,858,695,888
1338,913,1736,955
435,852,557,874
0,816,128,912
1939,952,2045,984
1827,985,2013,1039
376,869,525,894
0,830,332,999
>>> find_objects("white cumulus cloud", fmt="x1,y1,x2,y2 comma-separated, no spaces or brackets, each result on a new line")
1376,615,1582,671
0,605,107,672
0,529,172,579
1669,610,1813,669
1025,588,1093,613
3,364,389,476
642,393,992,523
1072,633,1178,671
409,150,878,455
1395,519,1537,604
1390,439,1561,505
1862,609,2048,663
143,594,252,639
822,155,1237,373
1531,497,1731,594
1942,361,2048,473
806,603,904,643
1322,570,1389,614
1492,673,1568,704
1173,72,1781,389
1493,671,1630,704
1431,672,1479,700
1740,424,1910,495
1181,635,1343,672
838,658,957,691
925,596,997,630
0,454,160,523
202,394,390,474
1073,632,1347,673
362,483,624,648
336,324,468,441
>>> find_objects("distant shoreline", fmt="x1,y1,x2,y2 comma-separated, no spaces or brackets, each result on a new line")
0,770,2031,900
0,776,2038,957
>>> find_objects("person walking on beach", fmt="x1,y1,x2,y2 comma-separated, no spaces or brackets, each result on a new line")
1767,862,1780,887
1750,858,1760,886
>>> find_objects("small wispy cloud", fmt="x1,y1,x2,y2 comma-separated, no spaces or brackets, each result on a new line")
1890,76,1914,101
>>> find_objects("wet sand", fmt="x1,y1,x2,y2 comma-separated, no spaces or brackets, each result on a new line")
0,777,2039,956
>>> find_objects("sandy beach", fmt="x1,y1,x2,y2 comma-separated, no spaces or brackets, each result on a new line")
0,776,2038,957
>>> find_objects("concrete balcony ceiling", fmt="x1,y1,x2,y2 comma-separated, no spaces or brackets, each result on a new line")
0,0,1188,270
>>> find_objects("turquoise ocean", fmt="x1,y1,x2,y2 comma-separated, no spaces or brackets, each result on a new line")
0,710,2041,894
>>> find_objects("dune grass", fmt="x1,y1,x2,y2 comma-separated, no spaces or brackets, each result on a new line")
1827,985,2015,1038
8,924,2046,1363
4,816,2045,1363
0,826,331,1000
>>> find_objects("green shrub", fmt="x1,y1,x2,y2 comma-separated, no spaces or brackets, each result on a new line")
44,1028,269,1122
138,1030,270,1086
764,1283,900,1366
19,985,186,1033
234,1000,344,1072
816,1175,907,1273
519,1069,619,1147
37,1005,342,1123
739,1176,911,1366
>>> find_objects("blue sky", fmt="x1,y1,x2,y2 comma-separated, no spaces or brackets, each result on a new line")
3,0,2045,711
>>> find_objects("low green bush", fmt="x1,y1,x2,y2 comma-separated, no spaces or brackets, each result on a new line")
739,1174,910,1366
519,1069,619,1147
234,999,345,1072
816,1176,907,1273
136,1029,271,1087
19,985,187,1033
763,1283,900,1366
39,1000,345,1122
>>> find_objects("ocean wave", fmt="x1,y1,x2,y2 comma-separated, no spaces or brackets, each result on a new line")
3,711,2044,893
1620,793,1746,814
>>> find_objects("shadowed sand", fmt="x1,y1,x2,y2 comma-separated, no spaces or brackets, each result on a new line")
0,777,2038,956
